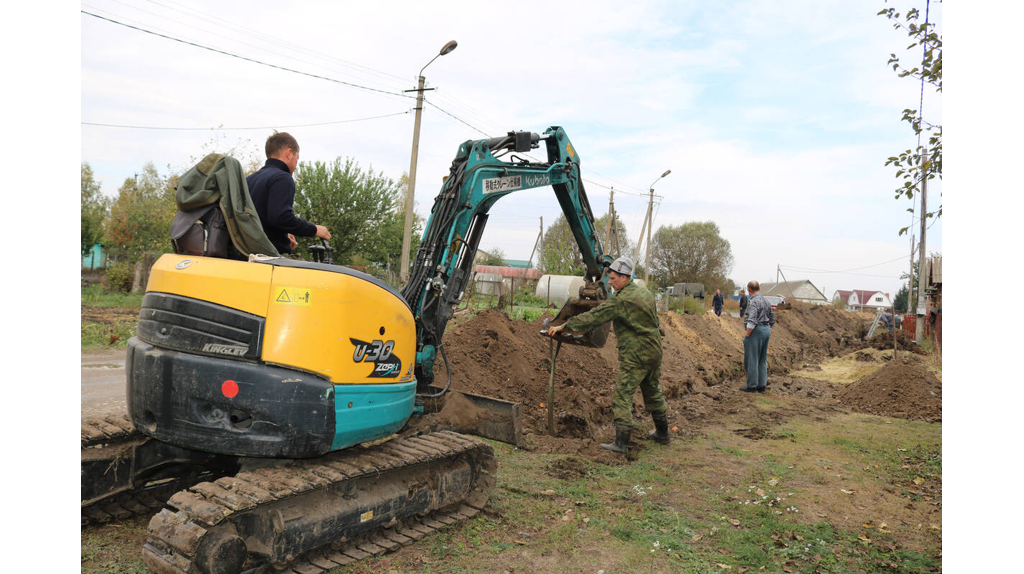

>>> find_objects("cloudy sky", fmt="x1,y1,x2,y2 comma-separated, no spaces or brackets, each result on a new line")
80,0,942,298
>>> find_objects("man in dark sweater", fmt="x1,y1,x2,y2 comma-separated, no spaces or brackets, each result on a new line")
739,289,748,318
712,289,724,316
247,132,331,254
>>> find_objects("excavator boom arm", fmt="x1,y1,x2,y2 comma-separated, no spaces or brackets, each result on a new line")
401,126,611,388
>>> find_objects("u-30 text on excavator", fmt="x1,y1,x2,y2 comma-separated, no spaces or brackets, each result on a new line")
81,126,611,574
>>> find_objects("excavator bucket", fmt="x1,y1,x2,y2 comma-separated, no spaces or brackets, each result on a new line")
542,297,611,348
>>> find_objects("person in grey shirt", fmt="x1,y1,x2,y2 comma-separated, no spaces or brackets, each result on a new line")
742,281,775,393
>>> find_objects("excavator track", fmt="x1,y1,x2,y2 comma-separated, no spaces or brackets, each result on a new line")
142,430,496,574
82,414,152,525
82,414,234,526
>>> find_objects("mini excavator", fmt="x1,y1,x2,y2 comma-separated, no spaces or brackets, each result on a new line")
81,126,612,574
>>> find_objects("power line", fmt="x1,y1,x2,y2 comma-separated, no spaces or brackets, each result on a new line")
81,10,414,100
422,99,490,137
779,253,910,275
81,110,409,131
139,0,410,88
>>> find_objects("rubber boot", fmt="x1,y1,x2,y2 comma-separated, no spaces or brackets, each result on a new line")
647,414,670,445
600,426,631,454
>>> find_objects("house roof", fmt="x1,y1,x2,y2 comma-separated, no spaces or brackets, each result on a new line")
834,289,889,304
759,280,827,301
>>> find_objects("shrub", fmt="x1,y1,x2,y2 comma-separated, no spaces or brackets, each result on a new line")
106,262,134,293
682,295,706,315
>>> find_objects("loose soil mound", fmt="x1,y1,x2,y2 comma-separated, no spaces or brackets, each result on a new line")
869,331,926,355
837,360,941,422
438,304,874,460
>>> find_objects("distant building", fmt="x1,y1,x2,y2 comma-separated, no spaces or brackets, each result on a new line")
82,243,109,270
832,289,893,312
758,280,828,305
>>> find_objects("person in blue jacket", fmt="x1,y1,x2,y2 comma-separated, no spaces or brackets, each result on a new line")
247,131,331,254
712,289,724,317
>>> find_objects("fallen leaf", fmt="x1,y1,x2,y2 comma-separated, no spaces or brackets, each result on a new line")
582,517,590,524
539,489,556,496
913,477,925,485
840,489,855,495
858,533,872,543
755,488,765,497
768,477,779,487
738,568,749,574
929,524,941,531
879,521,891,533
692,534,704,542
730,519,741,526
783,567,794,573
514,539,526,545
659,528,670,533
672,426,679,432
715,564,732,570
863,523,874,529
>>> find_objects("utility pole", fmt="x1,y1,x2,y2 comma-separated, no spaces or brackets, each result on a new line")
644,189,654,284
914,147,928,343
605,188,614,256
906,235,916,314
639,169,671,282
632,208,649,267
538,216,544,272
400,40,458,283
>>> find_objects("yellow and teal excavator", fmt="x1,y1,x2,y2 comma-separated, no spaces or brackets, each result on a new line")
81,126,612,574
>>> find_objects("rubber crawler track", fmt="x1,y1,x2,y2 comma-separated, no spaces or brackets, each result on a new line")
142,430,497,574
81,414,156,525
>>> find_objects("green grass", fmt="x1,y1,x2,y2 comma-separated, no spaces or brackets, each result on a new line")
81,319,137,348
81,284,144,308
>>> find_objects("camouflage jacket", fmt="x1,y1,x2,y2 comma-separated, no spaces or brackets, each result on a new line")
564,280,662,367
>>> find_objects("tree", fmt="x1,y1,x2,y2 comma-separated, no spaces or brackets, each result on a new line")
893,284,910,312
81,162,110,255
540,213,633,275
649,221,734,291
593,212,634,260
540,215,585,275
879,2,942,233
477,248,506,266
293,158,413,266
105,162,177,262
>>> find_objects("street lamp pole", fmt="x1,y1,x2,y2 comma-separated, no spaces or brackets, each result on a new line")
400,40,458,283
644,169,671,284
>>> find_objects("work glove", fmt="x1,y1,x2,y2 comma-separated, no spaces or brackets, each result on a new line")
547,324,565,336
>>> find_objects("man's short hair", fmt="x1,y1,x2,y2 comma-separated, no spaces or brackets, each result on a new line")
266,131,299,158
747,281,760,293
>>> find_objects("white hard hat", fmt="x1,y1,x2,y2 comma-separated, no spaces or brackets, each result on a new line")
609,257,634,275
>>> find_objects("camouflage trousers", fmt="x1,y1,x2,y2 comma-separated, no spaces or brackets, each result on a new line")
612,361,667,428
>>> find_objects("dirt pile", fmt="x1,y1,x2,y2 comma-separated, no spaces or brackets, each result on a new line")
438,305,873,459
837,360,941,422
868,331,926,355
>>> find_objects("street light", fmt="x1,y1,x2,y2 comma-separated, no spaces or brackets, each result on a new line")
643,169,671,284
400,40,458,282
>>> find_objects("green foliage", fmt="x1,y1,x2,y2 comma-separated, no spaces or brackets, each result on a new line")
477,247,507,266
541,215,585,275
105,163,177,263
893,284,909,313
879,3,942,230
81,284,144,308
650,221,734,291
81,163,111,255
106,262,135,293
682,295,705,316
293,159,419,267
81,319,136,348
542,213,634,275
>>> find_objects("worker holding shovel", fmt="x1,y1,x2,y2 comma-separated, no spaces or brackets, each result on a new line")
547,257,668,454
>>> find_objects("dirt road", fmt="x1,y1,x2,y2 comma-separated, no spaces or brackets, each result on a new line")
81,348,126,418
